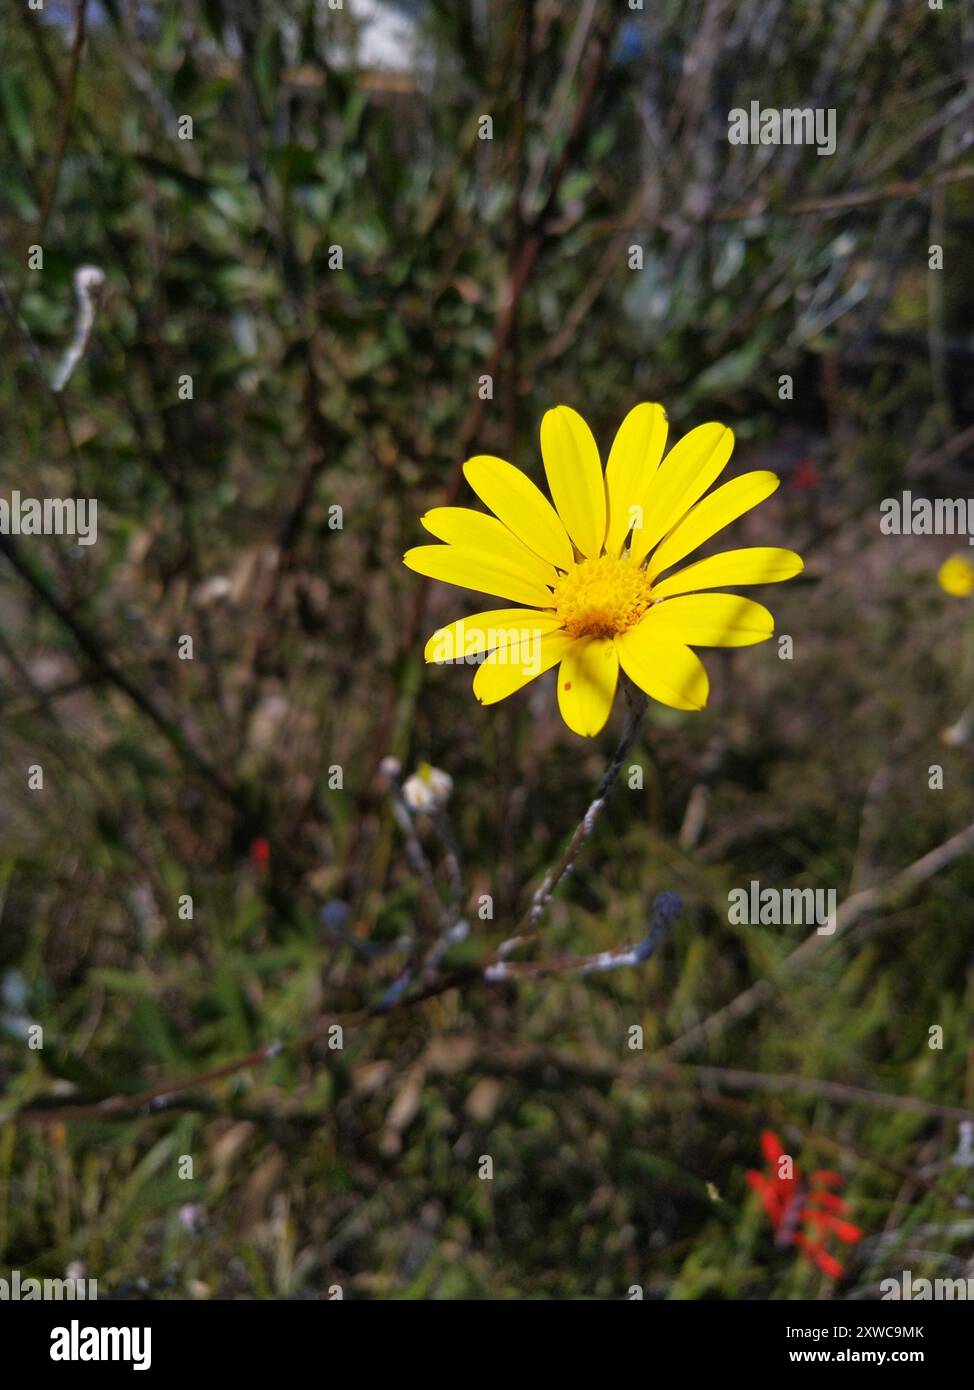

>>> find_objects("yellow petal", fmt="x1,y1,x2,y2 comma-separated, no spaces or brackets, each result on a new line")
647,471,780,580
473,630,576,705
604,403,669,556
463,455,574,571
615,626,710,711
403,545,555,608
630,423,735,566
556,636,619,736
540,406,607,559
421,507,559,587
641,593,774,647
424,609,562,663
651,547,804,599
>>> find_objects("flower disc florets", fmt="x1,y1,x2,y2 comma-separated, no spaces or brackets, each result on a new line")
553,554,654,639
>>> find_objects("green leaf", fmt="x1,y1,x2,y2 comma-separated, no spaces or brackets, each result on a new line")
0,72,33,160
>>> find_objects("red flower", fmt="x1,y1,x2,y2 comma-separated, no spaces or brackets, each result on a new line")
746,1130,862,1279
791,459,822,492
248,836,271,869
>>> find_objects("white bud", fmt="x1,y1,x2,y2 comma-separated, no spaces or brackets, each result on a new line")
402,763,453,813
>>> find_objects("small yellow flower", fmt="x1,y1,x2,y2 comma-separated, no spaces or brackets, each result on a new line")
937,555,974,598
404,404,803,736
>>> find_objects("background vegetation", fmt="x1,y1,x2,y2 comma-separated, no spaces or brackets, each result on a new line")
1,0,974,1298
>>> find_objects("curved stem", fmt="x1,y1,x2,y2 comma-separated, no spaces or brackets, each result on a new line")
499,682,648,957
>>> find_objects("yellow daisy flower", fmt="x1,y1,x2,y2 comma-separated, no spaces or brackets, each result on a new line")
404,404,803,737
938,555,974,598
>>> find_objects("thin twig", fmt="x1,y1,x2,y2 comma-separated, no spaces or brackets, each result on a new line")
0,270,83,480
665,818,974,1060
51,264,104,392
382,760,454,935
10,0,88,320
711,164,974,223
499,684,647,957
488,891,679,981
8,902,675,1128
0,533,235,802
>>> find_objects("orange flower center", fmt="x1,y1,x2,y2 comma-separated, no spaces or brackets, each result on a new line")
552,554,654,639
